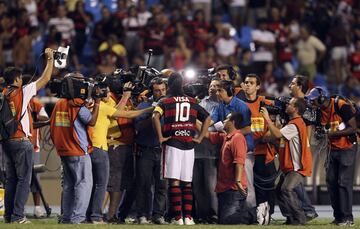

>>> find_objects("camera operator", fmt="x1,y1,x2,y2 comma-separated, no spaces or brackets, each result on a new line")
242,74,276,225
214,65,245,100
50,72,100,224
288,75,318,221
87,83,154,224
106,82,138,222
210,80,256,213
2,48,54,224
192,77,220,224
306,87,357,226
134,77,167,224
152,72,211,225
261,97,313,225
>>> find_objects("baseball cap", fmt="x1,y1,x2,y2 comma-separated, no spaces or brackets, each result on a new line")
305,87,328,101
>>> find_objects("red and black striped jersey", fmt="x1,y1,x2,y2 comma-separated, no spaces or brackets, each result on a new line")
154,96,209,150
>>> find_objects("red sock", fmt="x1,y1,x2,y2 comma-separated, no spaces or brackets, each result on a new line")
169,186,182,220
182,186,193,218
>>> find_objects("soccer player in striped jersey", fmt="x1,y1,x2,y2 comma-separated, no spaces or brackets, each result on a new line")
152,72,211,225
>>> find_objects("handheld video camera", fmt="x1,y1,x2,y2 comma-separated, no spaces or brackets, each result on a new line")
53,46,70,69
182,68,217,98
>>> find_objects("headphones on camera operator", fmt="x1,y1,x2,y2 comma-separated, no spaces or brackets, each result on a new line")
222,80,235,97
216,65,237,81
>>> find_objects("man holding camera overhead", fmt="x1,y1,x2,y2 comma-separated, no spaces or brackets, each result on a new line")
2,48,54,224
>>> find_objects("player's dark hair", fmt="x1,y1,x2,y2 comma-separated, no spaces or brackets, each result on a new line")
167,72,184,96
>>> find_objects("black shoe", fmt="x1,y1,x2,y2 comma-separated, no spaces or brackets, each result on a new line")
306,212,319,222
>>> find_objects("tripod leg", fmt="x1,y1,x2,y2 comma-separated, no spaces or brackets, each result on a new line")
32,170,52,217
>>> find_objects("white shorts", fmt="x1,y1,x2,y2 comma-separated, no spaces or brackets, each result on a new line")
162,145,195,182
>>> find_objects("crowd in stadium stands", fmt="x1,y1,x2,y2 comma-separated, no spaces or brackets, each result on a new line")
0,0,359,102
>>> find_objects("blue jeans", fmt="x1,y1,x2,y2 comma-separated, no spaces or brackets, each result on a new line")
294,184,316,215
217,189,255,224
87,148,109,221
3,139,33,222
61,154,92,224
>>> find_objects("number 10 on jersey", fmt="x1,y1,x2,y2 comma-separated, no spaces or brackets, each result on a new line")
175,102,190,122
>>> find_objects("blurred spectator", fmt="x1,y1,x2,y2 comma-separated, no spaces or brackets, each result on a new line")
349,39,360,80
47,4,75,45
96,52,117,74
114,0,129,20
191,0,211,23
214,26,239,64
246,0,269,28
328,16,350,86
98,34,128,69
140,13,166,70
0,12,17,66
137,0,152,25
238,49,255,77
295,24,326,81
251,18,275,75
186,9,210,53
18,0,38,27
93,6,123,47
122,5,143,65
68,0,92,58
170,35,192,70
339,76,360,104
227,0,247,29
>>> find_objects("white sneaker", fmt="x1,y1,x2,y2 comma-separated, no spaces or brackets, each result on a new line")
263,202,270,225
171,218,184,225
138,216,150,224
256,202,266,225
34,206,45,218
184,217,195,225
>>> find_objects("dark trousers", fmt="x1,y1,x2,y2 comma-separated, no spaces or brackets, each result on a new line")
87,147,109,221
3,139,33,222
326,145,356,222
277,171,306,224
192,158,217,220
136,146,167,218
217,189,256,224
118,147,137,220
253,155,276,214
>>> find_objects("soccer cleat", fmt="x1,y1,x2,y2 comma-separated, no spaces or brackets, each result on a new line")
153,216,168,224
13,217,31,224
184,217,195,225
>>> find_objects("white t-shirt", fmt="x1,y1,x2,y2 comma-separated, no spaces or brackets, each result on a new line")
280,124,301,171
251,29,275,61
21,82,37,137
215,38,238,57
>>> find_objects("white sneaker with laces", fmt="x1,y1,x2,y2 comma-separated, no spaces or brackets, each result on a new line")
263,201,270,225
256,202,266,225
184,217,195,225
171,218,184,225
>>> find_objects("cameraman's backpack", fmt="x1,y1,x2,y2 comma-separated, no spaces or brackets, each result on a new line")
0,90,19,141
